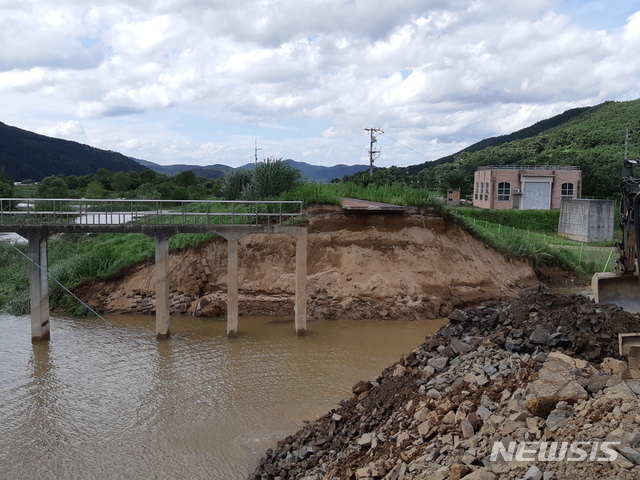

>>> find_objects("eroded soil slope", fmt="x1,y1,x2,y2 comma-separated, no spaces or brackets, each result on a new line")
76,209,542,320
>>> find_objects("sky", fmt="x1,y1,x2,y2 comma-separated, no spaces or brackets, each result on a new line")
1,0,640,169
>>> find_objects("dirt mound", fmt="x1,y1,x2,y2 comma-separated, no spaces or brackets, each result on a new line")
250,292,640,480
76,211,543,319
441,291,639,363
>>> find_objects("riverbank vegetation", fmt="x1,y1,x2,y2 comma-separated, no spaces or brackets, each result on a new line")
0,233,215,315
0,162,617,316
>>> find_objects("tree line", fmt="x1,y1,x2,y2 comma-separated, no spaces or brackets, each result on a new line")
2,157,302,202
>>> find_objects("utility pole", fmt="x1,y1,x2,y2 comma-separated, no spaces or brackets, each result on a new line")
364,127,383,176
624,129,633,160
254,139,263,165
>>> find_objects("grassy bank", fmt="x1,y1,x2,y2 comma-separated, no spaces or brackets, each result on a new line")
455,207,560,233
283,182,443,208
452,209,615,277
0,233,214,315
0,183,612,316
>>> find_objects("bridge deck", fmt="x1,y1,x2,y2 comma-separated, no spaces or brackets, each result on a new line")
0,198,308,341
0,198,304,235
341,197,407,212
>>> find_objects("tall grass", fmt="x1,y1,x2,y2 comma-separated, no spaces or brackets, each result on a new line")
283,182,444,208
452,212,605,276
0,232,217,316
0,241,30,314
456,207,561,233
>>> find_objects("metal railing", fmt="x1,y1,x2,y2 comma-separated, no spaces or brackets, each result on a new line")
0,198,305,227
477,165,581,171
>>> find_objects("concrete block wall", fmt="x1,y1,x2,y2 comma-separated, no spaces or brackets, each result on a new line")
558,199,615,242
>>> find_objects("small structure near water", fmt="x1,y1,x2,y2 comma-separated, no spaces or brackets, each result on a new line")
558,198,614,242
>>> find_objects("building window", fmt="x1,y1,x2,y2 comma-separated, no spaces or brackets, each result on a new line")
497,182,511,201
485,182,489,201
475,182,478,200
561,182,574,198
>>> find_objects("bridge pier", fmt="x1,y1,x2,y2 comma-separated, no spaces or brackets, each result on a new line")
219,226,307,337
3,201,307,341
154,234,172,339
226,234,240,337
26,231,50,342
294,229,307,335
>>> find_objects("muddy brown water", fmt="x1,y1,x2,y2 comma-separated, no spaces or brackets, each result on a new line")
0,314,447,479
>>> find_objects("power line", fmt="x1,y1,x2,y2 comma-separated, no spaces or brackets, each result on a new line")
379,131,432,161
0,236,142,345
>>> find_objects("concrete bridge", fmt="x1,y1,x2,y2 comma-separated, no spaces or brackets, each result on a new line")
0,198,307,341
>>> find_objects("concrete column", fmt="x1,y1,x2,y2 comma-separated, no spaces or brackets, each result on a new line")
155,234,171,339
227,236,239,337
27,232,50,342
295,228,308,335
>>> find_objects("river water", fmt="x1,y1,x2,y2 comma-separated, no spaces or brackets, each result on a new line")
0,314,447,480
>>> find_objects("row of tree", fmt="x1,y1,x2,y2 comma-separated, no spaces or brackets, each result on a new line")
2,157,302,202
6,98,640,201
31,168,221,200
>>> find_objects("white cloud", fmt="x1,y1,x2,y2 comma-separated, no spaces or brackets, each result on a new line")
37,120,86,142
1,0,640,168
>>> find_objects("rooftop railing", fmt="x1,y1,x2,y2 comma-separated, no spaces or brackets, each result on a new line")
0,198,305,227
476,165,581,171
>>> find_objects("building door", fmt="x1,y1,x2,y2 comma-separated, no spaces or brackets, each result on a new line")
522,182,551,210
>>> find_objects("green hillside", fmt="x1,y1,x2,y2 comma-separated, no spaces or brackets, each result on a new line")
405,99,640,198
0,122,146,181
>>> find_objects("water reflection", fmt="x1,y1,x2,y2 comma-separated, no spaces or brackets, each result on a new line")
0,314,447,479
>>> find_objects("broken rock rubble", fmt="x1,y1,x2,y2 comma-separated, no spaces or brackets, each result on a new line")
250,293,640,480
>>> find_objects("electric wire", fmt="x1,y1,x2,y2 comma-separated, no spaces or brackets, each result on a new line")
0,235,143,345
379,131,432,160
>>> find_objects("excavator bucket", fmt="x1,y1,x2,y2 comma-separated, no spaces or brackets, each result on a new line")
619,333,640,379
592,272,640,313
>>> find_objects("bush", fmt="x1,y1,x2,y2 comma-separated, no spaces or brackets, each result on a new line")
220,158,301,201
220,169,253,200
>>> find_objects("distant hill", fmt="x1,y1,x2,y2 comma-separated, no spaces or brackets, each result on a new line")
403,105,594,175
136,158,369,183
133,158,232,179
404,99,640,198
239,159,369,182
0,121,146,181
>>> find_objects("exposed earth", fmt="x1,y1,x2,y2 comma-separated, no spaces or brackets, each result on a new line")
75,207,573,320
72,207,639,480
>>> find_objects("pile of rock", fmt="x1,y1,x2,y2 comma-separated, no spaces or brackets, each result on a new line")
249,293,640,480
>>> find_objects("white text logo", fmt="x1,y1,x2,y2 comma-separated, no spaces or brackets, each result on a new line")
490,441,620,462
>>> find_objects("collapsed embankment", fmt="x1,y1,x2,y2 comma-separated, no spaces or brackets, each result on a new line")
249,292,640,480
76,208,545,319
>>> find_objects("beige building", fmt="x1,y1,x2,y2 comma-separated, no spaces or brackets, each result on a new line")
473,165,582,210
447,188,461,205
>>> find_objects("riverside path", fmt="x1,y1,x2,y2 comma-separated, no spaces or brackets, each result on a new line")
0,198,307,341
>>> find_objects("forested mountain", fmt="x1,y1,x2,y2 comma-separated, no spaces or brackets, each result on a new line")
3,97,640,197
403,105,594,175
401,99,640,198
0,122,146,181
